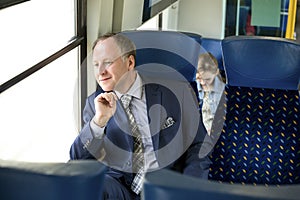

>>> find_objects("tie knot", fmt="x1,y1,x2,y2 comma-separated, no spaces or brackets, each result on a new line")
120,94,132,109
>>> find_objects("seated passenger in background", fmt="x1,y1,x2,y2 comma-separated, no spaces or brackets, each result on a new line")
197,52,225,136
245,11,256,36
70,33,211,200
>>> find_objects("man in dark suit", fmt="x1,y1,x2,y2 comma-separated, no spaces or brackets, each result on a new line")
70,32,211,199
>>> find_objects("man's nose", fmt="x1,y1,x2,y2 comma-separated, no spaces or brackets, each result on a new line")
96,64,106,75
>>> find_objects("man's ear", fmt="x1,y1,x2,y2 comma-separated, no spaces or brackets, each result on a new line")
127,55,135,70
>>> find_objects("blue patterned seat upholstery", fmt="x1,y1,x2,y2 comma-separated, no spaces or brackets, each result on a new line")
208,36,300,185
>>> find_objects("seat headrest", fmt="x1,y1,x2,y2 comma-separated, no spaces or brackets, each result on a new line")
222,36,300,90
121,30,202,82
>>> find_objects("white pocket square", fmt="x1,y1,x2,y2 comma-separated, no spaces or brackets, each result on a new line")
162,117,175,129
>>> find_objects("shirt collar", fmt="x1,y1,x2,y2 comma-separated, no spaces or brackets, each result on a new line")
115,72,143,100
213,76,225,93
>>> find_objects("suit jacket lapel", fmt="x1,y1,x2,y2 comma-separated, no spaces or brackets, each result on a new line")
145,83,162,151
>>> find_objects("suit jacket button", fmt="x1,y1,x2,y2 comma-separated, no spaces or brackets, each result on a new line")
126,161,131,166
125,179,131,185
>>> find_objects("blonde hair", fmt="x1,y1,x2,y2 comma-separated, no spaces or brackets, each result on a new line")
197,52,219,74
92,32,136,61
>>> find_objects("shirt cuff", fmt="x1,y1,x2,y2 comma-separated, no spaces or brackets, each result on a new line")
90,120,105,139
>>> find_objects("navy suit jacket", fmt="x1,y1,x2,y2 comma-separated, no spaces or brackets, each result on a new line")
70,74,211,188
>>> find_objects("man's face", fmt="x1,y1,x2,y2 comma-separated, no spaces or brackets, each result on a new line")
92,37,135,92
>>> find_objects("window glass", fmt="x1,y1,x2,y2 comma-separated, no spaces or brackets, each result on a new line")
0,0,78,162
296,1,300,43
225,0,292,37
0,0,75,85
0,49,79,162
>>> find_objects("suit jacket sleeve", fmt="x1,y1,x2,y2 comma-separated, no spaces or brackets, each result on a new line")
69,94,104,160
180,85,212,179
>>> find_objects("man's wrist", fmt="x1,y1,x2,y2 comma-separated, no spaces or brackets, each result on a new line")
90,118,105,139
92,116,107,128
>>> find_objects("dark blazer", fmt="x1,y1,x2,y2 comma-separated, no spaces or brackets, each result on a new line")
70,74,211,188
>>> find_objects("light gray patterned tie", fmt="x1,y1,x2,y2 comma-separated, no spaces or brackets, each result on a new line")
202,91,212,135
120,94,145,194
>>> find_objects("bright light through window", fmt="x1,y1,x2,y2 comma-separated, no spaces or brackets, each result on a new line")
0,0,78,163
0,0,75,85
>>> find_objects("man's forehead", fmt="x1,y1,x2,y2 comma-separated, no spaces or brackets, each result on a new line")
93,38,122,59
94,37,116,50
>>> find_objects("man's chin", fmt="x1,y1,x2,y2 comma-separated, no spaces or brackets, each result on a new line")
99,85,113,92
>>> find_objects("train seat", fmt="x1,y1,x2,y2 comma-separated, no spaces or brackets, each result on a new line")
0,159,106,200
142,168,300,200
180,31,203,47
208,36,300,185
119,30,202,103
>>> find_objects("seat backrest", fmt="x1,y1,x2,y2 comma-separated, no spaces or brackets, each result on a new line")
0,160,106,200
121,30,201,81
223,36,300,90
209,36,300,185
142,168,300,200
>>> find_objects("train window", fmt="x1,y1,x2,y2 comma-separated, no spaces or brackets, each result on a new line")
0,0,80,162
297,1,300,43
142,0,177,22
138,14,159,30
0,0,75,85
0,49,78,162
225,0,297,38
0,0,29,9
138,1,179,31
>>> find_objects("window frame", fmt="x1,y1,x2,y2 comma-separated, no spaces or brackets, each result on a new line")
0,0,29,10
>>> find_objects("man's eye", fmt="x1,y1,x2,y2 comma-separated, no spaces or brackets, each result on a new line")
93,63,99,68
103,61,113,67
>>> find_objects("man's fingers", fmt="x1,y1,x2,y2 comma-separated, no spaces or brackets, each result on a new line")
96,92,117,107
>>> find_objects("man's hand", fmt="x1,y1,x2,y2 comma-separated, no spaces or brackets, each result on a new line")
93,92,118,127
